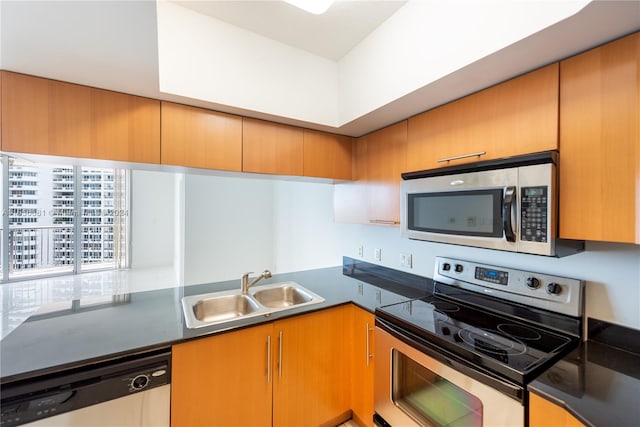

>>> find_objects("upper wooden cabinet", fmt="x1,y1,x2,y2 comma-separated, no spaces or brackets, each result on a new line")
242,118,304,176
407,63,559,171
302,129,352,180
1,71,160,163
559,33,640,244
335,121,407,225
529,392,585,427
161,102,242,171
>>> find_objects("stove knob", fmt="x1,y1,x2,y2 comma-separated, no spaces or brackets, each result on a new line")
546,282,562,295
454,264,464,273
441,326,451,336
526,277,541,289
442,263,451,271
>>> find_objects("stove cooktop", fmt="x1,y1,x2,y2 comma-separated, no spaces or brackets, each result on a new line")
375,257,584,386
376,294,579,385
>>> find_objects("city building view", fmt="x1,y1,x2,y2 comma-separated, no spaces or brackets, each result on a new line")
5,157,129,279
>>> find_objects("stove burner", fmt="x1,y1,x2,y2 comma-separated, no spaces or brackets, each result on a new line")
430,300,460,313
497,323,542,341
458,328,527,356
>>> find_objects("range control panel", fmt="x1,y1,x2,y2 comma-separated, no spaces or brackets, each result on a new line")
434,256,584,318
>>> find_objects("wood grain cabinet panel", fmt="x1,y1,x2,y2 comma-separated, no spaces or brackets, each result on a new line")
90,88,160,164
171,323,273,427
529,393,585,427
171,306,351,427
335,121,407,226
407,63,559,171
349,306,375,427
161,102,242,171
1,71,160,163
273,306,351,427
303,129,352,180
242,118,303,176
559,32,639,243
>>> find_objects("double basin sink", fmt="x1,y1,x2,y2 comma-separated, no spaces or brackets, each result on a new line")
181,282,325,329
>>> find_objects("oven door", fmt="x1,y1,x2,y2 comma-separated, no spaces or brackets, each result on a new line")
374,326,524,427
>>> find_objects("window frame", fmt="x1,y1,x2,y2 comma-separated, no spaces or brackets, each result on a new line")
0,155,131,282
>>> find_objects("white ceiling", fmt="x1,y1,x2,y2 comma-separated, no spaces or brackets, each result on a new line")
173,0,407,60
1,1,639,137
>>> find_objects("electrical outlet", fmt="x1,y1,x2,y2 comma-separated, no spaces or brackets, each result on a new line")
400,253,413,268
374,248,382,261
357,245,364,257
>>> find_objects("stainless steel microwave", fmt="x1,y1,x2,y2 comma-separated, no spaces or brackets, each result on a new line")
400,151,583,257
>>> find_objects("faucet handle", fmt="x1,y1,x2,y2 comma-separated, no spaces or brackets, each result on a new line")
262,270,272,278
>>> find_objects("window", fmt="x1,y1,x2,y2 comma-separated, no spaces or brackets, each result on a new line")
0,156,130,281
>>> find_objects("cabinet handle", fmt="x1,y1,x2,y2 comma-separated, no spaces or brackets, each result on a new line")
369,220,399,225
267,335,272,384
366,323,374,366
437,151,486,163
278,331,283,378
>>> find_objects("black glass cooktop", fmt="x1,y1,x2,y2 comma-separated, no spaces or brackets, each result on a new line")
376,292,579,385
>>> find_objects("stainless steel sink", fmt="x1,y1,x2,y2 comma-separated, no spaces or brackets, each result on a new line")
182,281,325,329
252,285,313,308
193,294,260,323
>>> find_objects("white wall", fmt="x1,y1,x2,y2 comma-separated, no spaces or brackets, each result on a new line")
337,0,589,124
130,170,176,269
339,224,640,330
156,1,340,127
180,175,347,286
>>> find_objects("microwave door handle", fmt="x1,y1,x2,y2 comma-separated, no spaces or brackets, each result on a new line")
503,186,517,242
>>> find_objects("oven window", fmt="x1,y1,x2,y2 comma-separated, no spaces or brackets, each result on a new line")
392,350,482,427
408,189,503,237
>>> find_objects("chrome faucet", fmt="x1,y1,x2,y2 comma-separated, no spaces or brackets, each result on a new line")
241,270,272,294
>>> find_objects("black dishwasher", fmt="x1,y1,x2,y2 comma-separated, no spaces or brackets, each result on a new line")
0,348,171,426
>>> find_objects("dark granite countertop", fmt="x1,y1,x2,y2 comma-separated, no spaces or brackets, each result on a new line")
0,257,431,385
529,319,640,427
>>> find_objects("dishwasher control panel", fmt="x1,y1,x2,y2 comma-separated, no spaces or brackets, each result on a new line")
1,349,171,426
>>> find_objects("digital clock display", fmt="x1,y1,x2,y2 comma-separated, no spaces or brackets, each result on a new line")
475,267,509,285
524,187,545,197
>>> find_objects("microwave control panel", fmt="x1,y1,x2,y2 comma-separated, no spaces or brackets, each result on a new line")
520,186,548,242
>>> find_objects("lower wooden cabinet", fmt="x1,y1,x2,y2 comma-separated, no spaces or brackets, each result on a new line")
529,392,585,427
349,306,375,427
171,323,273,427
171,305,351,427
273,305,351,426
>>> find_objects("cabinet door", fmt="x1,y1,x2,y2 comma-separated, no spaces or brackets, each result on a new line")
161,102,242,171
303,129,352,180
2,71,91,157
559,33,639,243
90,87,160,164
273,306,350,426
529,393,585,427
334,137,369,224
365,121,407,225
1,71,160,163
350,306,375,427
171,323,273,427
242,118,303,176
407,63,559,171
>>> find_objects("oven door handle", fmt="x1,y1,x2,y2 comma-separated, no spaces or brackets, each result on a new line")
376,317,524,402
503,186,517,242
